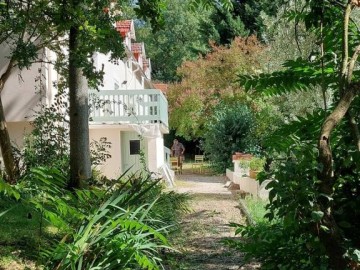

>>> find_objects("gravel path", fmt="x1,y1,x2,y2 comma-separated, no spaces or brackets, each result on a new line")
164,173,260,270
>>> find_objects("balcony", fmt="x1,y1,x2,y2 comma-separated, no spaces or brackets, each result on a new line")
89,89,168,129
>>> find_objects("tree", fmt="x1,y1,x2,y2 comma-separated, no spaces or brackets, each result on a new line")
197,0,287,47
67,1,92,188
259,2,327,121
167,36,263,140
136,0,212,82
0,0,67,182
199,5,249,46
65,0,165,188
136,0,236,82
0,0,164,187
52,0,166,188
0,0,121,186
239,0,360,267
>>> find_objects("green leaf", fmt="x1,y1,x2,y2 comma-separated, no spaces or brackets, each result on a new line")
238,58,337,96
0,179,20,200
311,211,324,222
0,208,13,218
320,225,329,232
348,249,360,262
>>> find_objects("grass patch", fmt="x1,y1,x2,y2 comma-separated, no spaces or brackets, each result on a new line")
181,162,216,175
0,200,58,269
242,197,268,223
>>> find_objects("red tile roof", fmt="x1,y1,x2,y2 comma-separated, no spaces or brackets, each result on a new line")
131,43,145,60
116,20,132,37
154,83,168,93
232,152,253,161
131,43,143,54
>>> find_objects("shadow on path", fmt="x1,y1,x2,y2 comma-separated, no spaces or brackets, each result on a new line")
164,174,260,270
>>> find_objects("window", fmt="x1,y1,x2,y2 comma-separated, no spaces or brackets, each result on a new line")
130,140,140,155
149,94,158,102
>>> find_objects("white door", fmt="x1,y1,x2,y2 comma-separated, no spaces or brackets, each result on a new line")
121,131,144,174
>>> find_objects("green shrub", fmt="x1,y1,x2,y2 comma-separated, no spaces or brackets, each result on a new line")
22,91,70,173
226,222,329,270
90,137,112,166
147,187,190,230
227,111,360,268
21,91,112,175
249,157,266,171
202,102,256,173
0,167,190,269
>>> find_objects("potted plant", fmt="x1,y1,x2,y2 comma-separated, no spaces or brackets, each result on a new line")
249,157,265,179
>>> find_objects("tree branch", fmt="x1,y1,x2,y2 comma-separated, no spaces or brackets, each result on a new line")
339,2,353,93
347,44,360,82
318,82,359,187
294,0,303,56
0,58,15,93
329,0,346,8
344,44,360,151
320,7,327,111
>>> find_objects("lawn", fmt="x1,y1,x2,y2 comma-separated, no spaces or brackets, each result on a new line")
0,200,56,269
181,161,215,175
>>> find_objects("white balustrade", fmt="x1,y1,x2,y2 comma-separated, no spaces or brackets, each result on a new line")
89,89,168,127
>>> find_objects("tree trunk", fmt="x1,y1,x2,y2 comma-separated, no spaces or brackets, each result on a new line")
0,59,17,183
315,3,360,268
317,84,359,269
67,24,92,189
0,97,17,183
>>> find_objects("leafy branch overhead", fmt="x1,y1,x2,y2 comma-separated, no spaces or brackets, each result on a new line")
233,0,360,269
238,58,340,96
189,0,233,11
237,0,360,97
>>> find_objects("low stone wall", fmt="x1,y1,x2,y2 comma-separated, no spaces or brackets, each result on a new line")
225,169,233,181
226,168,269,200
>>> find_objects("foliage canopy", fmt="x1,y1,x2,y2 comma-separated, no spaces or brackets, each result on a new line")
168,36,262,140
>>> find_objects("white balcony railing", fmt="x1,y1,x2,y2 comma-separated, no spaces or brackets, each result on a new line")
89,89,168,128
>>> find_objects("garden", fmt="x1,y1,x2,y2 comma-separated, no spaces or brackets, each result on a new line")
2,0,360,269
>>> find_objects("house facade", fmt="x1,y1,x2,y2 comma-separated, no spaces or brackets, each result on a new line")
0,20,170,179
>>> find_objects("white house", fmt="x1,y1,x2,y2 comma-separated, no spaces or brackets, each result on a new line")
0,19,170,180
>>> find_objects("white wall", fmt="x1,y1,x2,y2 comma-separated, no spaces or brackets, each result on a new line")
89,128,122,179
94,53,144,90
89,125,166,179
1,47,56,122
146,136,165,172
226,168,260,198
2,63,44,122
7,122,33,148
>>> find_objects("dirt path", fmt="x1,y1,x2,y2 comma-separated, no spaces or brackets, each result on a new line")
164,173,259,270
